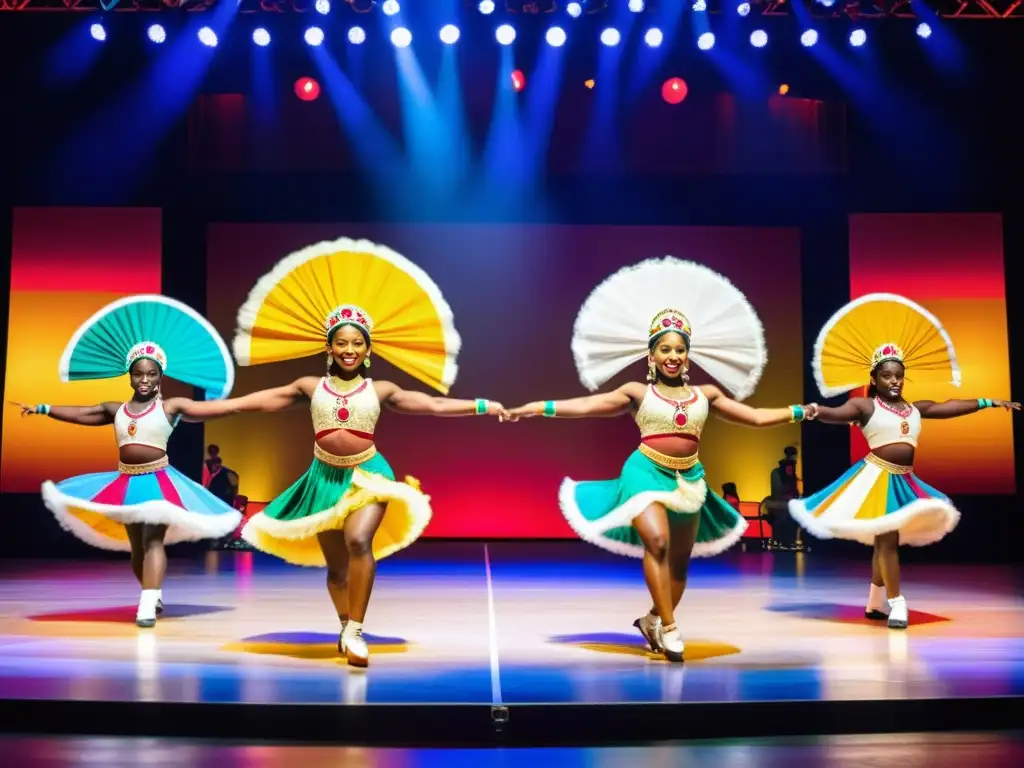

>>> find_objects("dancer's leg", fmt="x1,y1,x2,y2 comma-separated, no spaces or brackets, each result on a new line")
135,524,167,627
875,531,907,628
632,504,674,628
338,502,386,667
126,523,144,585
317,529,351,626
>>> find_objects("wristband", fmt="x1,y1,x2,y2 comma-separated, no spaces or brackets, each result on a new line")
37,404,51,416
543,400,557,418
474,399,489,415
789,404,805,423
978,398,994,409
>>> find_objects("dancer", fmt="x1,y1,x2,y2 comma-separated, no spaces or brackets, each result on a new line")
8,296,241,627
791,293,1020,629
508,258,813,662
185,238,507,667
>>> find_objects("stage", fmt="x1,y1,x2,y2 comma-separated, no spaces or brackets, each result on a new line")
0,541,1020,745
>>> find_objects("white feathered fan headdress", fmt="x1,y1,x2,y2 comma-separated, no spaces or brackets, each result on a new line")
571,257,768,400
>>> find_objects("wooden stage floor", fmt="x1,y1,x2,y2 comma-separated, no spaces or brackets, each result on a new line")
0,541,1020,743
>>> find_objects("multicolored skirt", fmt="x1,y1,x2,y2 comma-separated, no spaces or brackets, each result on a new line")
41,457,242,551
241,444,432,567
559,445,748,558
789,452,960,547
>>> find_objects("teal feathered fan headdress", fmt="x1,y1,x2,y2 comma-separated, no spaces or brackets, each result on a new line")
58,295,234,400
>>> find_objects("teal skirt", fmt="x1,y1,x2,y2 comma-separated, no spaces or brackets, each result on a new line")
559,449,748,558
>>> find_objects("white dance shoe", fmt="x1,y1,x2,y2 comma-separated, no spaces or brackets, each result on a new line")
887,596,909,629
865,583,890,620
661,623,684,663
634,612,664,653
136,589,160,628
341,621,370,668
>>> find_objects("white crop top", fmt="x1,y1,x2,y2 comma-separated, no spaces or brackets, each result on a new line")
860,398,921,450
114,399,174,451
635,385,710,440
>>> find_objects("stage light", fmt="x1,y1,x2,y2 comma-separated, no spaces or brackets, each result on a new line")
496,24,516,45
546,26,567,47
644,28,663,47
737,2,751,16
584,79,595,89
917,22,932,39
850,29,866,47
779,84,790,95
253,28,271,46
90,23,106,42
661,77,688,105
478,0,495,12
198,26,217,47
817,0,835,6
305,27,325,47
440,24,460,45
567,2,582,17
295,77,321,102
391,27,412,48
692,0,706,10
382,0,400,15
800,29,818,47
750,30,767,48
511,69,526,92
348,26,366,44
315,0,330,14
697,32,714,51
628,0,645,10
600,28,621,47
147,24,166,44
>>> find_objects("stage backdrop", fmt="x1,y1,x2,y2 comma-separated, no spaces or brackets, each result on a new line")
206,224,804,538
848,213,1014,494
1,208,163,492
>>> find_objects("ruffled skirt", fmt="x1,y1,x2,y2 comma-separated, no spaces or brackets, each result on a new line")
41,458,242,551
559,448,748,558
789,453,960,547
241,446,432,567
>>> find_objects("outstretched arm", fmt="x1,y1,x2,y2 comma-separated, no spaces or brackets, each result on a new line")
376,381,509,419
8,400,118,426
915,398,1021,420
508,384,640,420
164,378,316,422
704,385,810,428
803,397,873,426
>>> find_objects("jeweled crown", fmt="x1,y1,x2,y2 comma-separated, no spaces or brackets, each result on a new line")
649,309,691,342
126,341,167,372
872,342,905,368
326,304,373,338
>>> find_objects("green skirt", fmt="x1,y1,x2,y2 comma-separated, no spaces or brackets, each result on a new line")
241,451,432,567
559,449,748,558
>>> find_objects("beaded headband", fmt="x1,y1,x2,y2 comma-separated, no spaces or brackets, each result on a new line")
649,308,692,345
871,342,905,369
126,341,167,372
326,304,373,340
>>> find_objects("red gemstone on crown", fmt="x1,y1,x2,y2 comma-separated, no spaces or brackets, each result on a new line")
662,318,671,327
674,412,688,427
883,346,892,355
673,319,682,328
337,407,350,422
342,308,353,318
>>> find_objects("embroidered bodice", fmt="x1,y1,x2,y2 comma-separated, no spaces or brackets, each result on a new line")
114,398,174,451
311,377,380,440
861,397,921,450
635,385,709,441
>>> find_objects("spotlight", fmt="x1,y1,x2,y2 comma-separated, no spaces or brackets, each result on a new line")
546,27,567,47
916,22,932,39
661,77,688,105
817,0,835,6
697,32,714,51
600,28,621,47
382,0,400,15
628,0,645,10
779,84,790,95
750,30,767,48
348,26,366,44
692,0,706,9
90,23,106,41
294,77,321,102
850,29,866,47
198,27,217,47
147,24,166,44
315,0,330,14
644,28,663,48
391,27,412,48
440,24,460,45
567,2,582,17
511,69,526,92
478,0,495,13
304,27,325,47
253,28,271,46
800,29,818,47
496,24,516,45
737,2,750,15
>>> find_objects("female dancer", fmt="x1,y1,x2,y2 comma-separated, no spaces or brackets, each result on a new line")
509,258,814,662
791,293,1019,629
9,296,241,627
185,238,507,667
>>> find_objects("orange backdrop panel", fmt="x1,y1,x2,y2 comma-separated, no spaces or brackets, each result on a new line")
1,208,162,493
848,213,1013,494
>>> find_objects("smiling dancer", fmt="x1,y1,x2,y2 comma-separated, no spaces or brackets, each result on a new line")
9,296,241,628
509,258,813,662
791,293,1020,629
185,238,507,667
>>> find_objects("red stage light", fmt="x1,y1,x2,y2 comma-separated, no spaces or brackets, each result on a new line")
294,77,321,102
511,69,525,92
661,77,688,105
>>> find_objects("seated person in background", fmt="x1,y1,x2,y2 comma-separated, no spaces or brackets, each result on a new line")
767,446,800,549
721,482,741,511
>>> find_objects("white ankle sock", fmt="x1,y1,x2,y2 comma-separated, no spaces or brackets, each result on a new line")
137,589,160,619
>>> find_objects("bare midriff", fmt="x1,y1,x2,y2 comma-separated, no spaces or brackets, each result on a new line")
870,442,914,467
315,429,375,458
641,433,700,459
118,444,168,466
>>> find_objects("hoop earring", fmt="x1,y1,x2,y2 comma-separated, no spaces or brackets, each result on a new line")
646,361,657,383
